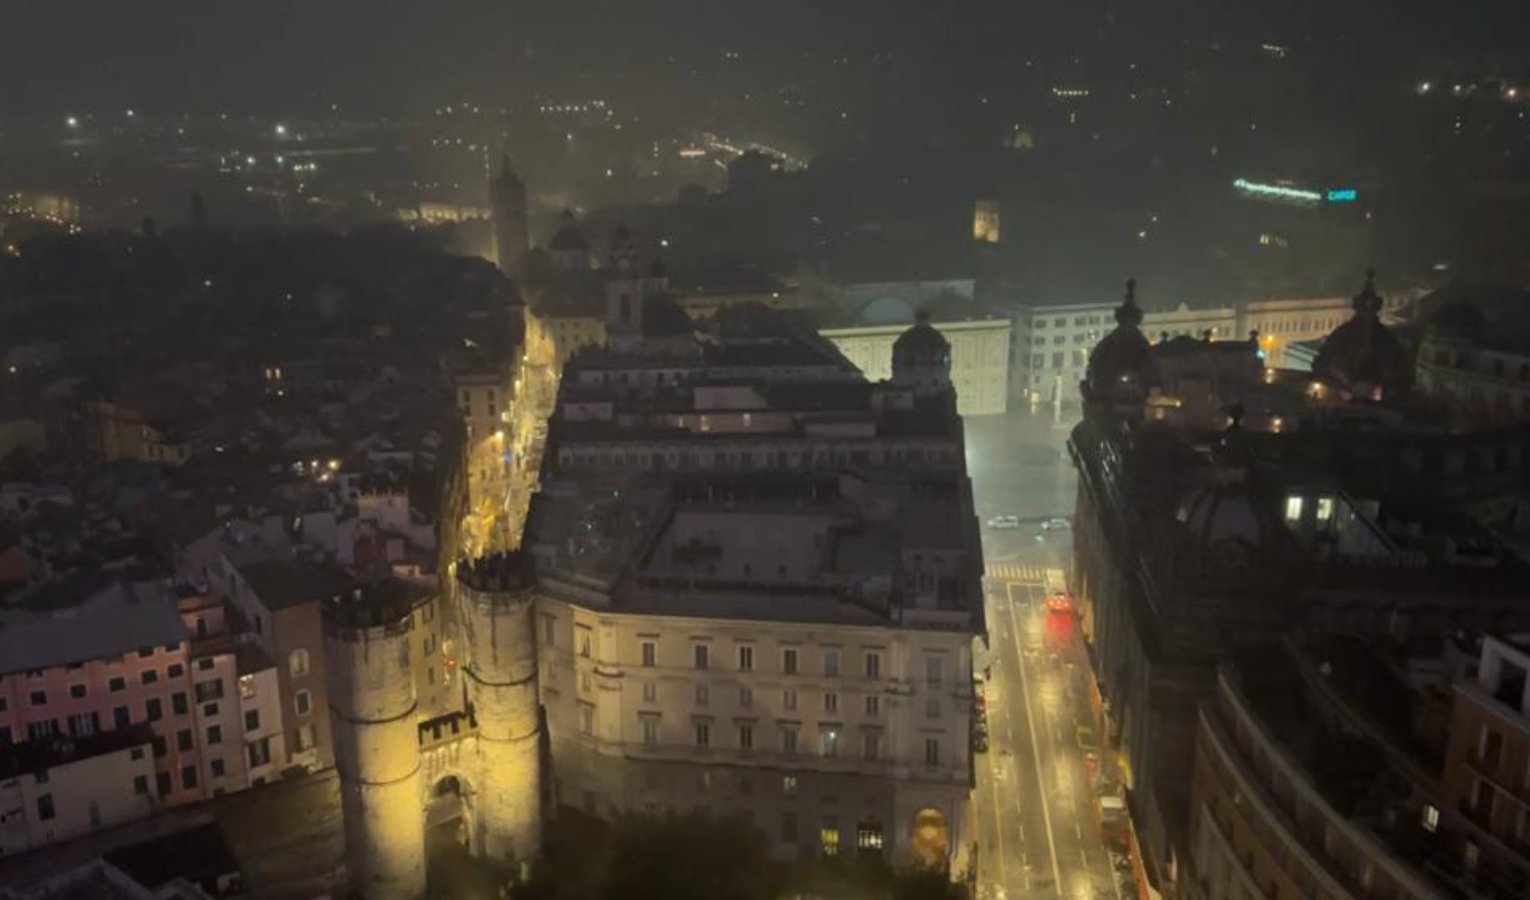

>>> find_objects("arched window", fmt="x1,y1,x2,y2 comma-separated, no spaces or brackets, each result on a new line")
289,649,310,678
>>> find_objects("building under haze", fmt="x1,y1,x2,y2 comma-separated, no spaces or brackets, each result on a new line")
1068,275,1530,899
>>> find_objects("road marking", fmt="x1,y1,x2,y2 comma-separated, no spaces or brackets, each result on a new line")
1075,823,1083,840
1006,582,1065,897
1079,848,1090,868
985,562,1046,583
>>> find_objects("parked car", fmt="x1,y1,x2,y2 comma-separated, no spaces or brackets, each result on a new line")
1041,517,1071,531
986,515,1021,530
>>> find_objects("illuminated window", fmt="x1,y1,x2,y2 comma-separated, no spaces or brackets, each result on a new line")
1316,497,1335,522
294,690,311,716
289,649,309,678
857,822,885,852
1284,496,1304,523
1422,803,1440,833
782,775,798,796
821,728,840,757
820,822,841,857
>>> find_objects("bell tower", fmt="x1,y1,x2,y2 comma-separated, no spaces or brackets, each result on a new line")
491,155,529,277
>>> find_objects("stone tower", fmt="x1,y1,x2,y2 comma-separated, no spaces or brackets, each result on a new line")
323,589,427,900
604,224,644,351
456,552,544,867
491,155,529,277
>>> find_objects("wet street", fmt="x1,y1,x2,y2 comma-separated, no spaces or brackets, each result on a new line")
966,405,1133,900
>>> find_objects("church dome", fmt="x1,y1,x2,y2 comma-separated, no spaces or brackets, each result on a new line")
1174,470,1281,569
892,310,951,369
1312,270,1413,395
548,210,588,252
1084,280,1159,401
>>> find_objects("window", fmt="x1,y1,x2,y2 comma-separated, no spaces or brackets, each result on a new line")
578,703,595,734
109,676,126,693
152,736,167,758
195,680,224,703
694,721,711,748
925,655,943,685
695,684,709,707
642,681,657,703
821,823,840,857
824,692,839,714
823,649,840,677
926,698,940,719
739,723,754,750
203,702,219,717
69,684,87,699
1316,497,1335,522
641,641,657,667
289,649,310,678
740,686,754,708
245,709,260,732
139,647,155,659
782,648,798,675
693,644,709,670
133,774,149,795
156,772,172,797
578,630,592,658
1422,803,1440,833
783,775,798,796
172,692,188,715
146,698,163,722
113,705,131,728
207,725,223,745
783,689,798,711
738,645,754,671
182,765,198,790
177,729,193,751
27,719,59,740
295,690,312,716
141,669,158,686
29,689,46,706
865,695,880,717
925,737,941,766
168,663,184,678
863,732,881,759
211,759,226,778
1284,495,1304,523
197,658,214,671
248,738,271,768
857,823,885,853
542,615,556,646
642,716,659,746
782,727,798,754
821,728,840,757
865,652,881,680
37,795,55,821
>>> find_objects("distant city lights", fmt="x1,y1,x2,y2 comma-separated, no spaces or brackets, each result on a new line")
65,116,79,128
1233,178,1322,204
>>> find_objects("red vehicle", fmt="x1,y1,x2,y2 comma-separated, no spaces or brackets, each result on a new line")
1046,592,1072,614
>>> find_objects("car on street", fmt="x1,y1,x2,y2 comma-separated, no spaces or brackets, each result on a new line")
1046,592,1072,614
1041,517,1071,531
986,515,1021,530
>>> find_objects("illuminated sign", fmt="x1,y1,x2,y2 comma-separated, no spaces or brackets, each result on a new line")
1326,188,1357,203
1233,179,1322,204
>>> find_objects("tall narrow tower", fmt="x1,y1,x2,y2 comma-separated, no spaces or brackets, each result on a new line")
491,155,529,277
323,589,426,900
457,552,543,868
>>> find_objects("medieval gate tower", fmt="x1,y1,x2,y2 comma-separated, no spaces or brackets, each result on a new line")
324,552,543,899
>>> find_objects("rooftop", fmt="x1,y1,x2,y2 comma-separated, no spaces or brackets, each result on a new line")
0,725,155,779
0,580,185,675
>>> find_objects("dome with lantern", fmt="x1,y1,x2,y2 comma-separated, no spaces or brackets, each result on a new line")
890,310,953,394
1082,279,1159,409
1312,269,1413,396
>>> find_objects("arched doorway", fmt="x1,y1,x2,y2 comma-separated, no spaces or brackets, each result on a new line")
911,807,949,868
427,775,474,851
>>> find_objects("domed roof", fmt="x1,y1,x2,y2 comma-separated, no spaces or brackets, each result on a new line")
548,209,588,252
892,310,951,367
1174,469,1282,569
1312,269,1413,394
1084,280,1159,399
